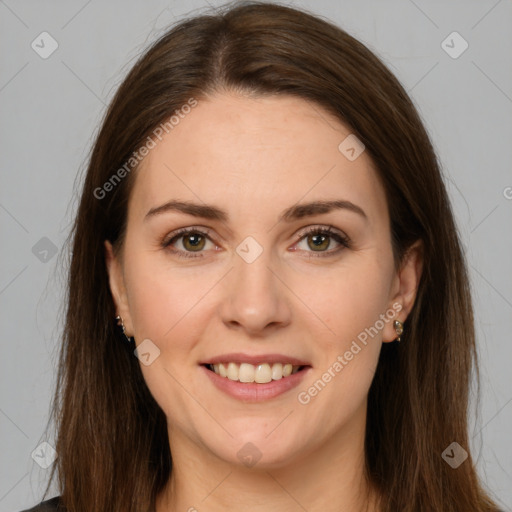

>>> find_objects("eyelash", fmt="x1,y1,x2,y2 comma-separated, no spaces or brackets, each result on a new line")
161,225,351,260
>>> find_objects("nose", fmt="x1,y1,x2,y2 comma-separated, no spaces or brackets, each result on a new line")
218,248,292,336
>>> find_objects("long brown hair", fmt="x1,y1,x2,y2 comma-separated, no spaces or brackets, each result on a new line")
40,1,501,510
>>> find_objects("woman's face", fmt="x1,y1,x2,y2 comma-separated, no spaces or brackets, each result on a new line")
106,92,420,469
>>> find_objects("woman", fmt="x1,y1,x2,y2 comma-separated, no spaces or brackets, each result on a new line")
21,1,503,511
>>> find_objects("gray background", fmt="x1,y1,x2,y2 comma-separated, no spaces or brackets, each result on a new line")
1,0,511,510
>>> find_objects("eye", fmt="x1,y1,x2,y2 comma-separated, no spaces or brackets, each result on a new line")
161,227,217,259
162,225,351,259
293,226,351,258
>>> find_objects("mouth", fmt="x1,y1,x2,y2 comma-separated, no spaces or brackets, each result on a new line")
202,362,310,384
199,353,312,401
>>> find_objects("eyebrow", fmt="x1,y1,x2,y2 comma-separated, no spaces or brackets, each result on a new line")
144,199,368,223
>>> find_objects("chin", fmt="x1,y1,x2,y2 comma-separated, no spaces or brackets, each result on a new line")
210,430,307,470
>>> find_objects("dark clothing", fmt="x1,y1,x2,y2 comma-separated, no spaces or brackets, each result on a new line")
20,497,64,511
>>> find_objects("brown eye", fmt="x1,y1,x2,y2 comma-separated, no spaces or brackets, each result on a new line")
307,233,331,251
162,228,215,259
294,226,350,258
182,232,206,251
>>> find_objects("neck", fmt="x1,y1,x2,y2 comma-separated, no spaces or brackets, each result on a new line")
156,403,381,512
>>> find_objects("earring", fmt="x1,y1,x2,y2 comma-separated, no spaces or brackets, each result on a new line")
393,319,404,342
115,315,134,344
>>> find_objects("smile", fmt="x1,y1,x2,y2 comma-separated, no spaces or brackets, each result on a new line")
201,363,311,402
206,362,303,383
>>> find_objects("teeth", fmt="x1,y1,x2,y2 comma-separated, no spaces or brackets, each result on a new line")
272,363,283,380
209,362,302,383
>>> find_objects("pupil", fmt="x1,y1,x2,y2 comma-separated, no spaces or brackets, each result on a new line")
185,233,203,250
308,234,329,251
312,235,326,246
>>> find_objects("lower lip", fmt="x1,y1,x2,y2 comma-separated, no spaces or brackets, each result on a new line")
201,365,311,402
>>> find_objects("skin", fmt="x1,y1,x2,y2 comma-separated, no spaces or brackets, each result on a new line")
105,92,423,512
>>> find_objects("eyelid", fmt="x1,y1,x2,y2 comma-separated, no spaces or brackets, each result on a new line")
291,225,351,257
295,225,350,244
161,224,350,258
161,226,215,246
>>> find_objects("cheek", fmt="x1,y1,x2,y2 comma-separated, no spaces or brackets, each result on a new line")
125,263,175,340
292,256,393,347
122,250,215,425
123,246,215,342
293,260,392,434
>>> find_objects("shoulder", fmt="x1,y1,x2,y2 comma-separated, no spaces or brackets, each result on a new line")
19,496,66,512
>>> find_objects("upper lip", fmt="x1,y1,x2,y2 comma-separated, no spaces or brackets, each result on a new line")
200,353,311,366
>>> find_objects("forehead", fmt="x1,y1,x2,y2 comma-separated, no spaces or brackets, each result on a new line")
129,92,387,226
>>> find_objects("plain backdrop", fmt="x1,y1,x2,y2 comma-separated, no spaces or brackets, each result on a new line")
1,0,511,510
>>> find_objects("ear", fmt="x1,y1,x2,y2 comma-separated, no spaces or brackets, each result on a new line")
104,240,134,337
382,240,424,343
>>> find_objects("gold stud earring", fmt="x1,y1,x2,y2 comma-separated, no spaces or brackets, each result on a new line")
115,315,134,344
393,319,404,342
